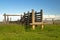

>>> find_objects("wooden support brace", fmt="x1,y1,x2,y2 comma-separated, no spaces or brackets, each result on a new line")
32,9,35,30
41,23,44,30
32,25,35,30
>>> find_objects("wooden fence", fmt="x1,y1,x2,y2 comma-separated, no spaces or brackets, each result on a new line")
20,9,44,30
3,9,44,30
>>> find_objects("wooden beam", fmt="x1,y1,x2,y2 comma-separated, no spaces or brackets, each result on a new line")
4,15,23,16
30,22,43,25
41,9,44,30
32,9,35,30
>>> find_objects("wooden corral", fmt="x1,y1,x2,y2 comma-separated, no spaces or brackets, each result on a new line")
20,9,44,30
3,9,44,30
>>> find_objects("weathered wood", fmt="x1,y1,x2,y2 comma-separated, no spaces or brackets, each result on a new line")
20,9,44,30
32,9,35,30
4,15,23,16
3,9,44,30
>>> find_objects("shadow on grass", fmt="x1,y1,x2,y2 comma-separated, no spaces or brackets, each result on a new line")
24,25,43,32
24,25,32,32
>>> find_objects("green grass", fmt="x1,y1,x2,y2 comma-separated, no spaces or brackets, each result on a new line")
0,24,60,40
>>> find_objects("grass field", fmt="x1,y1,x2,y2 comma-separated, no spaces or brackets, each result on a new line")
0,24,60,40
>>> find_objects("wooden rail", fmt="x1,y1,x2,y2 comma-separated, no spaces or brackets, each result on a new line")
3,9,44,30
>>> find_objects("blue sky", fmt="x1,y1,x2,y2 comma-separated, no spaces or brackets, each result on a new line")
0,0,60,21
0,0,60,15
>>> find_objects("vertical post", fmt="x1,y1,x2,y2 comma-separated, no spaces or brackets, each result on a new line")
32,9,35,30
7,16,9,24
21,14,22,21
52,18,54,24
27,11,30,25
10,18,11,22
9,17,11,24
4,13,6,24
24,12,26,25
20,15,22,20
21,14,23,24
41,9,44,30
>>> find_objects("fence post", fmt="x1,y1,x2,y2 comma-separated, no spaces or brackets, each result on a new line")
3,13,6,24
7,16,9,24
41,9,44,30
32,9,35,30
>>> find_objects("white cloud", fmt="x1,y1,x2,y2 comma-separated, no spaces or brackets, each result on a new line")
0,14,4,22
43,15,55,18
0,13,60,22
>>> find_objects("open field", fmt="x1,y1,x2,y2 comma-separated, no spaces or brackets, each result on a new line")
0,24,60,40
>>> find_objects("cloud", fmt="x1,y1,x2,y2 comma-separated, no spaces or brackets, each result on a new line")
0,13,60,22
43,15,55,18
0,14,4,22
